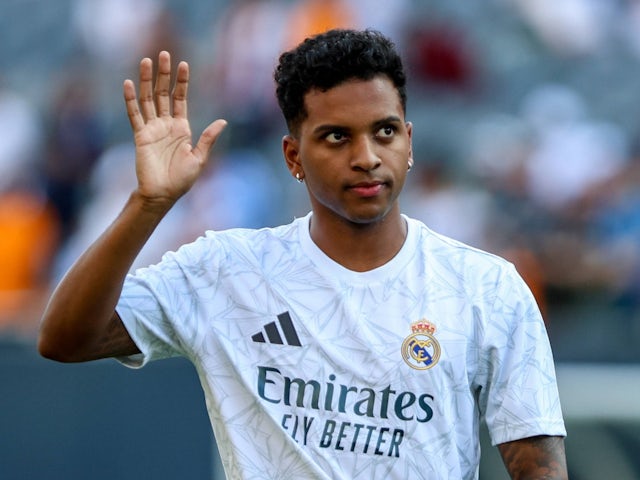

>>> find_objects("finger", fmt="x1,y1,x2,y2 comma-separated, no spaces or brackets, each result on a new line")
154,51,171,117
138,57,156,121
123,79,145,133
172,61,189,120
193,119,228,162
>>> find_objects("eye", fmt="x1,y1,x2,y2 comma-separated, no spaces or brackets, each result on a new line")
325,131,346,144
376,125,396,139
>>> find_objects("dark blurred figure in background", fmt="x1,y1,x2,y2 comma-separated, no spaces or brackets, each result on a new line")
43,75,105,241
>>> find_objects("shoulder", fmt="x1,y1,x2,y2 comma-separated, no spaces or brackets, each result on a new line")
407,216,517,279
206,219,302,252
158,218,304,269
406,216,538,319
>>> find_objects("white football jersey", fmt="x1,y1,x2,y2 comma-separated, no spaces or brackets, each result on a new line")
117,213,565,479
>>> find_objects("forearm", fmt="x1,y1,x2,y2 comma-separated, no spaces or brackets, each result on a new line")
498,435,568,480
38,192,173,361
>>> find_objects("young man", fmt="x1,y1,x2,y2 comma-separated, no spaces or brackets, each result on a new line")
39,29,567,479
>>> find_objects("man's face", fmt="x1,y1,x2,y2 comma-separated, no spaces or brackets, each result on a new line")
284,76,413,227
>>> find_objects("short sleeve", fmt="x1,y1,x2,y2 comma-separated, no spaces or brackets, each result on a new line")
115,251,193,368
476,264,566,445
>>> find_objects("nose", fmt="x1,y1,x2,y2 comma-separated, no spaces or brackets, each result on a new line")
350,136,381,171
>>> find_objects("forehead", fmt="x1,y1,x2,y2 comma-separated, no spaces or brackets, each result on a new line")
300,76,404,133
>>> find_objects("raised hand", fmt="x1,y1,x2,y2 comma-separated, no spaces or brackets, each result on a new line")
123,51,227,207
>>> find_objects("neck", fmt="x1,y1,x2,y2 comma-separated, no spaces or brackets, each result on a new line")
309,207,407,272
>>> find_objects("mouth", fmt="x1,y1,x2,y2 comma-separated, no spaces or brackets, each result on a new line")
348,181,386,198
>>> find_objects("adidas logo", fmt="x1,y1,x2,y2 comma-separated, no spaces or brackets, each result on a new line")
252,312,302,347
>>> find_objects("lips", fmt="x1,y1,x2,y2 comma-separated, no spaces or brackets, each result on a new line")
348,181,385,197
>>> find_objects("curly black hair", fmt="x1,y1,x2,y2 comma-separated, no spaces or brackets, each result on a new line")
274,29,407,135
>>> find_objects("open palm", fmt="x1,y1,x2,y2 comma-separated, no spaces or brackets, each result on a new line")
123,51,227,205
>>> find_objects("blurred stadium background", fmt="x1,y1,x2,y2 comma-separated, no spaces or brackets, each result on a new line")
1,0,639,478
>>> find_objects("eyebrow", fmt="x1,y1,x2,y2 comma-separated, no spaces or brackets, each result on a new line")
311,116,403,136
372,115,403,129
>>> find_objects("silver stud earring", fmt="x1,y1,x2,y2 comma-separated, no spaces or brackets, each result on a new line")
296,173,304,183
407,161,413,171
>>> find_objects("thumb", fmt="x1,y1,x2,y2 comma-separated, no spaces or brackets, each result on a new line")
193,119,228,162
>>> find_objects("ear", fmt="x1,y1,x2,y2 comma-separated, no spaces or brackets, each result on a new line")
406,121,414,169
283,134,302,178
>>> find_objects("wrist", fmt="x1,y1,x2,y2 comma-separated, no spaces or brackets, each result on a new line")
128,190,177,217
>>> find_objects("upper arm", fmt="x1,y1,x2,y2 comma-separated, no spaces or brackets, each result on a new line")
497,435,568,480
85,311,141,361
39,311,141,363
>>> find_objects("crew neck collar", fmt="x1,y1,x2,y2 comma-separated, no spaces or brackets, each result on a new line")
297,212,417,285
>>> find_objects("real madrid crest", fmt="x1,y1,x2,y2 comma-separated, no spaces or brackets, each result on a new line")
401,319,441,370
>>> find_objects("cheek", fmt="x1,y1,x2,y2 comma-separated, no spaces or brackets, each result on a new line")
300,148,340,180
299,160,345,207
304,168,339,200
389,144,411,173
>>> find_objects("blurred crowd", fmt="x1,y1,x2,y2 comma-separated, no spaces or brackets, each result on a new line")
1,0,639,360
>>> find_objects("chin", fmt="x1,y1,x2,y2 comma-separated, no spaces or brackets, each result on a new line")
344,208,393,226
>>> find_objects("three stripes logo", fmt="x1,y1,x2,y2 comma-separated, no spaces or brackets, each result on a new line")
251,312,302,347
